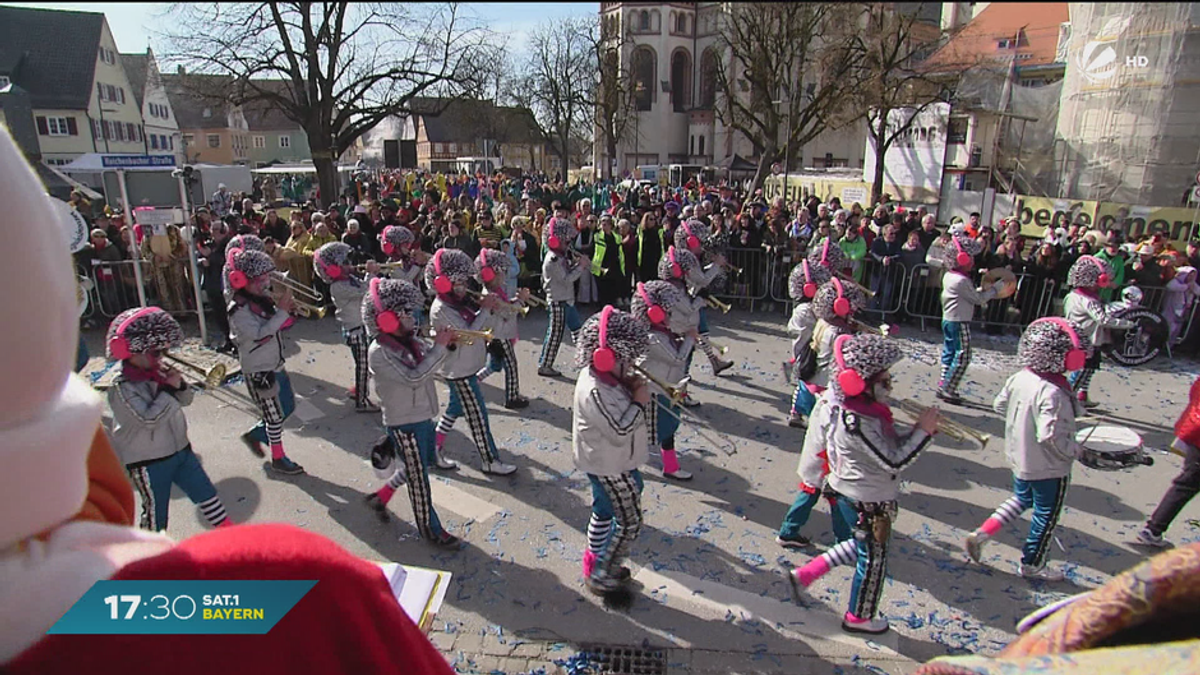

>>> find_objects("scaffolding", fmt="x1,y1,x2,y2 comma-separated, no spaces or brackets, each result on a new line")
1055,3,1200,206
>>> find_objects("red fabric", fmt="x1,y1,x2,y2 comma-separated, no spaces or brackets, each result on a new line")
842,395,896,439
8,524,454,675
1175,376,1200,448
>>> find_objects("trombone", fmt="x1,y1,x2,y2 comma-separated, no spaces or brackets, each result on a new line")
163,353,227,389
893,398,991,447
432,327,494,345
271,285,327,319
270,271,323,303
632,368,738,455
705,296,732,314
716,260,743,275
355,261,407,274
849,317,892,337
838,273,876,298
631,365,690,407
524,293,549,307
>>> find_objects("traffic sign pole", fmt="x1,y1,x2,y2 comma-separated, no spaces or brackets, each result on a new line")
116,169,148,308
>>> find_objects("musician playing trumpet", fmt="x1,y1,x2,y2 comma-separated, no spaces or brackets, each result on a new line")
426,248,517,476
378,225,427,325
538,216,587,378
675,219,735,380
314,241,381,413
473,248,531,409
632,281,698,482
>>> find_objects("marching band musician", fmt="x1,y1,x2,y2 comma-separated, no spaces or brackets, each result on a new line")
631,280,697,482
473,248,531,409
105,307,232,531
1063,255,1133,409
426,248,517,476
226,247,306,475
538,216,587,377
573,306,652,595
222,233,265,305
937,234,1005,405
378,224,427,325
360,277,462,550
776,277,868,549
313,241,381,413
785,254,834,429
674,218,735,381
784,334,939,636
964,318,1089,582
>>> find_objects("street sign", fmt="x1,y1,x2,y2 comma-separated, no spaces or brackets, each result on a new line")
133,207,185,226
101,155,177,169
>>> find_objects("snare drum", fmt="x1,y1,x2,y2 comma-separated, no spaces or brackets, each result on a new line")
1076,425,1153,471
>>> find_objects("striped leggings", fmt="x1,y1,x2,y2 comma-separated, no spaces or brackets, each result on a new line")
386,421,445,540
436,376,501,465
479,338,521,403
586,470,645,581
539,302,583,369
245,369,294,448
345,327,370,405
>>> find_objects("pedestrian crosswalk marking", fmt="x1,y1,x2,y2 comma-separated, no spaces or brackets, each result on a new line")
430,480,503,523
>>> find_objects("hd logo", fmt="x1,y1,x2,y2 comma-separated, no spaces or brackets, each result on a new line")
1078,40,1119,83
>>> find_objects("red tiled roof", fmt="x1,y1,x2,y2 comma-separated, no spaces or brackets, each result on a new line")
924,2,1068,71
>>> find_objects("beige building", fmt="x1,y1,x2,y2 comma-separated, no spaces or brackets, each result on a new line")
162,72,250,165
0,5,150,165
120,48,182,164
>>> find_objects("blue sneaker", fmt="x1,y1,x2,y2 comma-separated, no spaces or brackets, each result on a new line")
271,456,305,475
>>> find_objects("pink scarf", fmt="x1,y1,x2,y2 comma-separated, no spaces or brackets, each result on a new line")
842,395,897,440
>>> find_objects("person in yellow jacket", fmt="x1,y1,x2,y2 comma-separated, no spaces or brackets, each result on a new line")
593,213,627,307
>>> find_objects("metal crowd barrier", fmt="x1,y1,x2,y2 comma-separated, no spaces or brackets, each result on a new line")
862,259,909,321
712,247,770,311
88,258,200,320
903,264,1057,333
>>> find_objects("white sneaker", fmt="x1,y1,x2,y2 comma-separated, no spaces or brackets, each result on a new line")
1137,527,1170,548
842,613,890,635
1019,562,1066,581
482,460,517,476
664,468,693,481
434,452,460,471
964,531,989,564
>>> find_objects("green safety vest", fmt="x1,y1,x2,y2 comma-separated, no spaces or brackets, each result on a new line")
637,228,666,267
593,233,625,276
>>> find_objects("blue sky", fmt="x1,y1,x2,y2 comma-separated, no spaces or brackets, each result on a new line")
0,2,598,54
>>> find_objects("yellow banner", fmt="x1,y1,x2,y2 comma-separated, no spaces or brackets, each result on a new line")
1093,203,1200,246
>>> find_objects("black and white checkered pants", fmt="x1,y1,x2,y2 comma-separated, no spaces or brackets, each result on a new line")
482,338,521,403
850,502,893,621
436,376,501,465
387,422,444,541
539,302,582,369
940,322,972,396
345,327,370,405
590,471,644,580
244,370,294,448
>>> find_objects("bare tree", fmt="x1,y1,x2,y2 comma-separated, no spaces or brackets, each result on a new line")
849,3,954,204
519,16,595,174
158,2,497,207
588,20,638,181
711,2,864,193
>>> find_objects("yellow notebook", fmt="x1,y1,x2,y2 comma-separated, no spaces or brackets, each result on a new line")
375,562,452,633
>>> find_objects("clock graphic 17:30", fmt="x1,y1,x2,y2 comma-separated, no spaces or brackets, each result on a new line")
49,580,316,635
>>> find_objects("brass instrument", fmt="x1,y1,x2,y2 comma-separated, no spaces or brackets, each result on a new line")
705,296,732,314
849,317,892,337
893,398,990,447
163,353,227,389
631,365,690,407
433,328,494,345
837,273,876,298
717,260,743,275
466,290,529,317
270,284,327,319
269,271,323,303
524,293,549,307
355,261,407,274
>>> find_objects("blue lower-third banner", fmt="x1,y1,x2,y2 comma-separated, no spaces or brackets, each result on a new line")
47,580,317,634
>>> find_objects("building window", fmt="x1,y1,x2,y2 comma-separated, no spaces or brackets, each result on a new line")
37,116,77,136
253,135,265,149
150,134,159,149
698,135,705,156
677,14,687,34
97,47,116,64
279,135,291,148
91,118,102,138
670,48,693,112
434,142,443,154
182,133,194,147
632,46,657,111
202,107,212,118
947,118,968,144
168,135,174,150
207,134,221,148
639,10,649,30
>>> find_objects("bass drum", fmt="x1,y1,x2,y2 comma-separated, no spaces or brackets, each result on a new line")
1106,307,1168,366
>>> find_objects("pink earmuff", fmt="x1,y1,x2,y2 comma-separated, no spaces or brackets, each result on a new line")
593,305,617,372
381,227,396,256
109,306,163,360
831,277,851,317
953,237,973,269
668,247,683,279
316,251,343,281
1080,256,1111,287
802,260,817,298
432,249,453,295
226,245,248,289
1033,317,1087,372
637,282,666,324
478,250,495,283
683,222,701,253
370,278,401,334
834,334,866,396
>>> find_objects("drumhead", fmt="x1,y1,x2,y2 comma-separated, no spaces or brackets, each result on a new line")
1076,425,1142,454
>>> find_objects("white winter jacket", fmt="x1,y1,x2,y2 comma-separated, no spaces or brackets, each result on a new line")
826,401,932,503
543,252,584,304
107,378,193,466
369,338,446,427
430,297,492,379
941,270,997,323
796,391,833,487
229,295,291,374
480,288,521,341
993,368,1083,481
788,303,817,361
1064,289,1133,348
636,328,694,398
330,277,368,331
573,367,648,477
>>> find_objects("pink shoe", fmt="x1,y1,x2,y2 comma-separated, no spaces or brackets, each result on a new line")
582,550,597,578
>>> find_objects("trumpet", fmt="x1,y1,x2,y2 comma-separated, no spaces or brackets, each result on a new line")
850,317,892,337
466,290,530,317
524,293,549,307
631,364,690,407
837,273,876,298
163,353,227,389
271,285,327,319
433,328,494,345
717,260,743,275
705,296,732,314
893,398,991,447
270,271,323,303
355,261,407,274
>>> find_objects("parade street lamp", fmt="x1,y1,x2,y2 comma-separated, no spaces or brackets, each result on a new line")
773,86,793,202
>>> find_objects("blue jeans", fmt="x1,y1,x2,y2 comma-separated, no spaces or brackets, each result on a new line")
1013,475,1069,567
697,306,710,334
792,381,816,416
940,320,971,394
779,487,853,542
127,445,218,531
386,420,445,538
247,370,295,445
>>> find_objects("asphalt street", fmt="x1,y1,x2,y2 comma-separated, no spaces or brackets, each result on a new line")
81,307,1200,674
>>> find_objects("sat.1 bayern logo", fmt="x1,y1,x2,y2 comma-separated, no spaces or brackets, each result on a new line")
1078,39,1119,83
